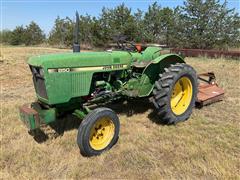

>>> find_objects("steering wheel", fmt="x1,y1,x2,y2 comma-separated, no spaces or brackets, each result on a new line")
113,35,137,52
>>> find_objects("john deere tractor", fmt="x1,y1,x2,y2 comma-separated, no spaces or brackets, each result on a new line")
19,14,198,156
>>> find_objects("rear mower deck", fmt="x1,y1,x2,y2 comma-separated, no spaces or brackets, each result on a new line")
196,72,224,107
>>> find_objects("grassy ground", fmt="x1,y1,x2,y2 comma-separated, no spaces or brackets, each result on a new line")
1,46,239,179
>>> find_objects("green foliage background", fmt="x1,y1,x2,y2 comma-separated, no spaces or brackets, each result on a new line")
1,0,239,49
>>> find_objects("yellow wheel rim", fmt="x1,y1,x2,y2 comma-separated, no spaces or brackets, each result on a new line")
89,117,115,150
171,77,193,115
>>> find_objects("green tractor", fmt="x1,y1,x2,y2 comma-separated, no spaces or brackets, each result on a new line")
19,14,198,156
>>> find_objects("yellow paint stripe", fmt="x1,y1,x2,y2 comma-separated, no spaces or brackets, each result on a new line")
71,66,104,71
48,64,128,73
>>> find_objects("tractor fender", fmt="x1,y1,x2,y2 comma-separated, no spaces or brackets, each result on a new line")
138,54,185,97
151,54,185,65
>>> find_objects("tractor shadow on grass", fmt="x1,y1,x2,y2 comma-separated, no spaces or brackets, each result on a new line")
31,98,165,143
106,98,166,124
107,98,167,125
31,115,81,143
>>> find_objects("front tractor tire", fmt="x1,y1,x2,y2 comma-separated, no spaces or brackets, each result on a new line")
152,63,197,124
77,108,120,156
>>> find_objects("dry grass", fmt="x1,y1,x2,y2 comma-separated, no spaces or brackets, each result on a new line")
0,46,240,179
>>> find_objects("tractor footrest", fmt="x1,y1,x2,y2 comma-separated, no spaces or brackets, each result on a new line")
196,72,224,107
19,104,40,130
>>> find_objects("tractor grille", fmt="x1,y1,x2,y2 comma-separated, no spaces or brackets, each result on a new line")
30,66,48,99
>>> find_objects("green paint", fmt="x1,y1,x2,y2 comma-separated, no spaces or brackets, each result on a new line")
19,110,37,129
73,109,87,119
138,54,185,96
39,108,56,124
28,51,132,68
20,47,185,129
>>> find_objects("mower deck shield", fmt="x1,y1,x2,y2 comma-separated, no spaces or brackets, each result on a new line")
196,72,224,107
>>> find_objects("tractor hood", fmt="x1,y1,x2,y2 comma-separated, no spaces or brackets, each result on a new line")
28,51,132,68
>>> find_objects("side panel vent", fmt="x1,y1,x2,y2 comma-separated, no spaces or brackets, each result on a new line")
71,72,89,96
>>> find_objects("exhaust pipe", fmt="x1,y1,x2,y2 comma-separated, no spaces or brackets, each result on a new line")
73,11,80,52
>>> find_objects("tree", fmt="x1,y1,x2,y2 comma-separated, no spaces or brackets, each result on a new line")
143,2,174,45
0,30,12,44
144,2,162,42
89,17,104,47
99,4,137,43
46,1,239,49
167,7,188,48
79,14,94,46
10,26,25,45
173,0,240,49
48,16,73,47
158,7,174,46
134,9,145,42
24,21,45,45
213,1,240,49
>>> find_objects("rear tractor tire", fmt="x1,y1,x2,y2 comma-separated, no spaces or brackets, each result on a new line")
77,107,120,156
151,63,197,124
